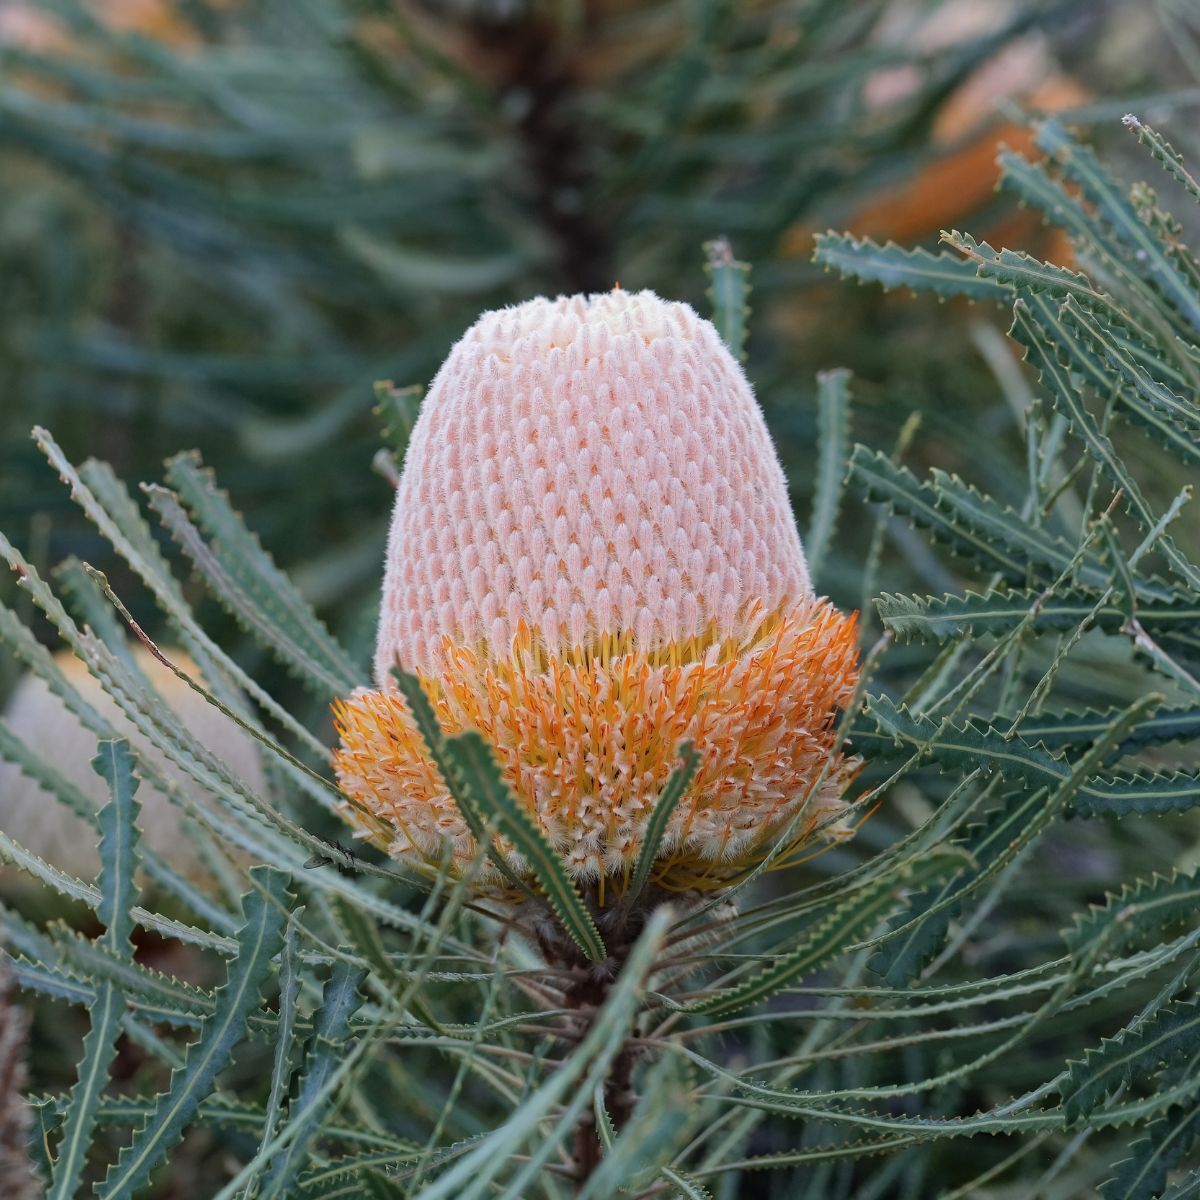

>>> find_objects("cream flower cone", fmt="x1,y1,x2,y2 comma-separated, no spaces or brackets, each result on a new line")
335,290,861,895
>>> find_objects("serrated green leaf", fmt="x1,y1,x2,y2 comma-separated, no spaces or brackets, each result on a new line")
258,959,369,1199
294,1149,435,1198
443,730,608,964
1010,292,1200,593
163,453,364,681
3,545,425,921
388,669,531,898
1037,117,1200,332
328,895,443,1034
31,1092,413,1155
995,145,1190,351
869,787,1033,987
390,669,606,961
1100,1102,1200,1200
30,435,329,762
812,233,1007,301
1125,113,1200,207
998,147,1106,248
847,446,1110,587
874,587,1200,646
661,1166,714,1199
146,463,362,696
1066,869,1200,962
256,920,302,1194
1017,703,1200,754
1064,998,1200,1124
97,866,293,1199
47,743,140,1200
92,740,141,955
46,982,124,1200
944,229,1109,309
1161,1167,1200,1199
56,555,142,667
1061,298,1200,465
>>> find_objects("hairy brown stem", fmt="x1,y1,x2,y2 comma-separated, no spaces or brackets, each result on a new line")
514,886,713,1188
569,1022,636,1185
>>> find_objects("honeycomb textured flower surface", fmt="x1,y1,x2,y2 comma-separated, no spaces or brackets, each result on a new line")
334,289,862,892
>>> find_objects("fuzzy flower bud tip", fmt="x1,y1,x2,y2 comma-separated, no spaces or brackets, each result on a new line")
334,290,861,893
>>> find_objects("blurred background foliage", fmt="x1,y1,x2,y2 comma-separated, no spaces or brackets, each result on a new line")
2,0,1197,671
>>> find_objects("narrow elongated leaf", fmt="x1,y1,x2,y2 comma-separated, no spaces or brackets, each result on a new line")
874,588,1200,646
704,237,751,361
444,731,608,963
46,983,124,1200
1061,299,1200,465
47,740,141,1200
33,438,329,761
996,146,1182,340
388,669,530,897
391,669,606,961
1018,704,1200,754
848,446,1110,587
680,849,969,1018
806,368,852,582
627,743,700,904
163,452,364,685
5,546,425,917
146,479,358,696
944,230,1110,310
869,788,1035,987
327,896,443,1034
1125,113,1200,206
859,695,1200,818
813,233,1008,301
259,960,369,1199
260,922,302,1153
661,1167,714,1199
92,740,141,955
79,454,331,758
1161,1168,1200,1199
31,1093,413,1154
98,866,293,1199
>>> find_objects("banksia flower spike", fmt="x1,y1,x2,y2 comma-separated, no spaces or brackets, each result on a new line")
334,290,861,902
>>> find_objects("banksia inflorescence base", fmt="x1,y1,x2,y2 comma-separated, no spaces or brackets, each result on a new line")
334,290,862,907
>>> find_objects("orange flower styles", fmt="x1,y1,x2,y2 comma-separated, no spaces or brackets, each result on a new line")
334,291,861,895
